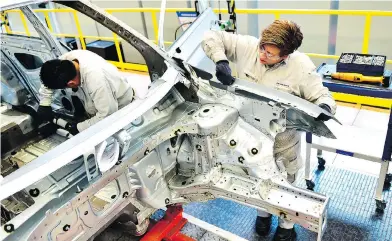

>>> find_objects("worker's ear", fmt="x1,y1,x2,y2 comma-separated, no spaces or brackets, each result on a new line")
66,79,79,88
281,55,289,60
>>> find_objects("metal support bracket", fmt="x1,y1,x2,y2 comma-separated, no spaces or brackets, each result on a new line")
140,205,195,241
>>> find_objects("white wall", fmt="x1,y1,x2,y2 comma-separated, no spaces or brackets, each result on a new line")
52,2,102,42
7,12,34,34
89,0,149,64
337,1,392,70
254,1,332,68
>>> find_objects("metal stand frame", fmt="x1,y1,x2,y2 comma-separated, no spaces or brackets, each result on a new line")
305,107,392,212
141,205,195,241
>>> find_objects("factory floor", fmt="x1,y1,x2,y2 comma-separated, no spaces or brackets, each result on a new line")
96,71,392,241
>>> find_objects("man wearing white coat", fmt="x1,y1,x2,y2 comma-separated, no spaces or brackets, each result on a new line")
202,19,337,241
37,49,150,135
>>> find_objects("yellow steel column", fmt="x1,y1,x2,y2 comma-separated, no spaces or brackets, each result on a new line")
362,14,372,54
1,12,11,33
274,13,280,20
72,11,87,50
112,33,125,70
19,12,31,36
43,12,54,32
151,11,159,42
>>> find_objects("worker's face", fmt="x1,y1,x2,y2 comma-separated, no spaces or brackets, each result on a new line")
66,61,80,88
258,44,287,65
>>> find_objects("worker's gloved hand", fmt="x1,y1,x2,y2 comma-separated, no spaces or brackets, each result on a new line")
319,103,332,113
65,122,79,136
316,103,332,121
36,105,53,124
215,60,235,86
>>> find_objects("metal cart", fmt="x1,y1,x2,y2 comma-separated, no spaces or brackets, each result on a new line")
304,107,392,212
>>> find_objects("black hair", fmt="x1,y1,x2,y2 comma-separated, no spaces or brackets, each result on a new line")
39,59,77,89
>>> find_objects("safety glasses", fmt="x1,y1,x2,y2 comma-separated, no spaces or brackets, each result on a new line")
258,44,281,60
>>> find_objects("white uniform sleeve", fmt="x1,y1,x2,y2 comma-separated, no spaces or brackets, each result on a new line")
201,30,256,64
38,85,54,106
299,62,337,115
77,71,118,131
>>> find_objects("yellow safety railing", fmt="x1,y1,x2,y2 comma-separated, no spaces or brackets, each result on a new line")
3,8,392,69
2,7,392,107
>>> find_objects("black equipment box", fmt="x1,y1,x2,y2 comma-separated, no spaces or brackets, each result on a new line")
86,40,124,62
337,53,386,77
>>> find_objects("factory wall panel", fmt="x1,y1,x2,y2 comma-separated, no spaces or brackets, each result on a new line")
53,2,100,44
255,1,331,68
141,0,190,42
337,1,392,71
90,0,191,64
232,0,249,36
6,13,25,33
91,0,148,64
6,9,40,36
44,1,392,70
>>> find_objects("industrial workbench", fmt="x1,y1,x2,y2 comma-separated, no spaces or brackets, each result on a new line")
317,63,392,108
305,65,392,212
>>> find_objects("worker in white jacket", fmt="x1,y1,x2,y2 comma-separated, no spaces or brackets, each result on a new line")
202,20,336,241
37,49,149,135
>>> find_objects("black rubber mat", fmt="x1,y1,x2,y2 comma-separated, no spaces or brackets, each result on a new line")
182,166,392,241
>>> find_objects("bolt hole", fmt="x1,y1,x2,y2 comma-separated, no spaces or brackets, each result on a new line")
63,224,70,232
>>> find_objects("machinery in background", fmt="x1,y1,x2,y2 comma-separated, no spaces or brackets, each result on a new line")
216,0,237,33
175,0,236,41
195,0,237,33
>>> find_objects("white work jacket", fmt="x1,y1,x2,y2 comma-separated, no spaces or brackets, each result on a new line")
202,30,337,114
39,50,134,131
202,30,337,174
